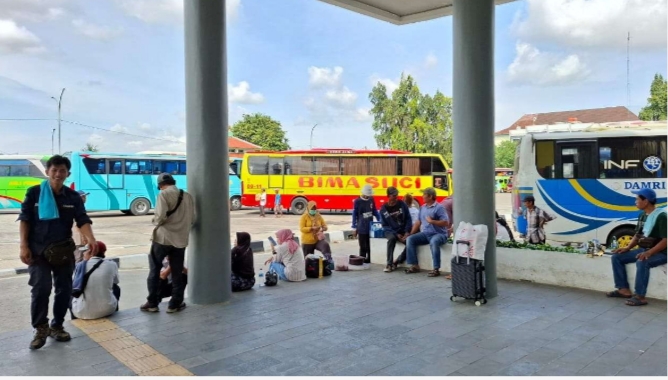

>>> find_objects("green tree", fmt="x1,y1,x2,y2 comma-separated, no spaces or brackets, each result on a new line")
639,73,667,121
230,113,290,151
495,140,517,168
368,74,453,164
81,143,99,152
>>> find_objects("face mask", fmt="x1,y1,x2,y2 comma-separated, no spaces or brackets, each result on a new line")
309,210,316,216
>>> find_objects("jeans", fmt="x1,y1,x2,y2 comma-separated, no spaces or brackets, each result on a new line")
384,231,406,265
28,256,74,328
269,262,288,281
302,240,332,259
611,249,667,297
406,232,448,269
358,233,371,263
147,242,186,309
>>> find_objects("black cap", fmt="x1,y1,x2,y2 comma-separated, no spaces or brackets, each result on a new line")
157,173,176,186
387,186,399,196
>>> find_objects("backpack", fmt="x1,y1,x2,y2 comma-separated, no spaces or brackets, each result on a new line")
265,269,278,286
305,257,332,278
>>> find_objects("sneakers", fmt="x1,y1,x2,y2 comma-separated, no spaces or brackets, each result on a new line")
166,303,186,314
30,324,50,350
384,265,393,273
140,302,159,312
49,326,71,342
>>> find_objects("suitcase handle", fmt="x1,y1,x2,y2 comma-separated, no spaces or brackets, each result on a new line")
455,240,470,246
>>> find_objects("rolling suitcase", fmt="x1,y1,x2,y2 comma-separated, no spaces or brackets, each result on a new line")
450,240,487,306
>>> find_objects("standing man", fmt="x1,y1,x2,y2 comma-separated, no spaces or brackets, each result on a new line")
522,196,555,244
274,189,283,218
141,173,195,313
404,188,450,277
259,188,267,217
352,184,381,264
380,187,412,272
18,155,98,350
606,189,667,306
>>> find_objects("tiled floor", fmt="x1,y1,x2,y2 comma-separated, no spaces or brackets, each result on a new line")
0,267,666,376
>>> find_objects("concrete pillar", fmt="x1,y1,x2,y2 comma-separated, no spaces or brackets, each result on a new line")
452,0,497,298
184,0,231,304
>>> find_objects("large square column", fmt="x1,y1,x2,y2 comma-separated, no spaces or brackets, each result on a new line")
184,0,231,304
452,0,497,297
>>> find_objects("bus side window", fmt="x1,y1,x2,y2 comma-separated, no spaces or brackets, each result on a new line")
418,158,431,175
535,141,555,179
248,156,269,175
125,160,139,175
178,161,187,175
432,157,446,173
0,165,9,176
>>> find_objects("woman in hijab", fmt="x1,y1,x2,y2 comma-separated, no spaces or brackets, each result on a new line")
231,232,255,292
299,201,333,261
265,229,306,282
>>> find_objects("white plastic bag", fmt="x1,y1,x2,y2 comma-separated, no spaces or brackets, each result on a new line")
451,221,488,261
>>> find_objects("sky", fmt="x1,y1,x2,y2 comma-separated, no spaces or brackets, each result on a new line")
0,0,666,154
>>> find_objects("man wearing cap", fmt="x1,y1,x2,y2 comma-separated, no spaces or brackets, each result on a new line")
405,187,450,277
71,241,120,320
607,188,667,306
379,186,413,272
141,173,195,313
352,184,381,264
522,195,555,244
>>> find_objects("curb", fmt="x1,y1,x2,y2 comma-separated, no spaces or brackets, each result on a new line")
0,230,357,276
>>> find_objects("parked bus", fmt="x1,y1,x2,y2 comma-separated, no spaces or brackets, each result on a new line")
66,152,243,215
240,149,452,215
0,155,48,209
511,121,667,247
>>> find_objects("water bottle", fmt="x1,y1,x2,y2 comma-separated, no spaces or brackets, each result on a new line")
610,236,618,250
258,268,265,287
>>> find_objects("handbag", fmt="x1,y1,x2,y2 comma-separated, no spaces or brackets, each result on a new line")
72,259,104,298
305,257,331,278
638,236,660,249
265,269,278,286
316,231,326,241
348,255,364,266
42,239,76,267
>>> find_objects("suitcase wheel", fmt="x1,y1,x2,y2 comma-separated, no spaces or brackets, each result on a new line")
475,300,482,307
450,296,455,302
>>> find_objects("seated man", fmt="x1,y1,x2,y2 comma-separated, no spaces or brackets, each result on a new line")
380,187,412,272
71,242,120,319
404,187,450,277
607,188,667,306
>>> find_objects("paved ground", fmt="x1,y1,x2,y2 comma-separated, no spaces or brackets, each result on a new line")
0,263,665,376
0,194,515,271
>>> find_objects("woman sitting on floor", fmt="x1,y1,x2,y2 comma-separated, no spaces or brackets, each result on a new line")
231,232,255,291
265,229,306,282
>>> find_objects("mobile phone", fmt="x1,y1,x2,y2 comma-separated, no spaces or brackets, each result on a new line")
268,236,277,246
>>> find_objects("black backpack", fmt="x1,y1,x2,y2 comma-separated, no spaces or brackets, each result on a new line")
265,269,278,286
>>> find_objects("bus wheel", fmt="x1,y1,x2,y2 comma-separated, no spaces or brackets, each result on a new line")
291,198,308,215
608,226,636,248
230,196,242,211
130,198,151,216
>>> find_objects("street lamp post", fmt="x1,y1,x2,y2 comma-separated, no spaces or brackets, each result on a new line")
309,123,318,149
51,88,65,154
51,129,56,155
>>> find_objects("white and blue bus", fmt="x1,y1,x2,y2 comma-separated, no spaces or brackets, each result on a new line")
511,121,667,247
66,152,243,215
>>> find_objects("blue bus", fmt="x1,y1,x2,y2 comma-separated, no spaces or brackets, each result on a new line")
66,152,243,215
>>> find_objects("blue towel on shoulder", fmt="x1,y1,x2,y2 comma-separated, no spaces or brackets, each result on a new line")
38,180,59,220
643,207,666,236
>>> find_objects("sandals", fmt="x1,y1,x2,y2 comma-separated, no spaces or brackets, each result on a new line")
625,296,648,306
404,265,420,274
428,269,441,277
606,290,632,299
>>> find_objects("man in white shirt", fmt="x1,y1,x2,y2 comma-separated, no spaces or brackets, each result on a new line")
71,241,120,320
141,173,195,314
259,188,267,217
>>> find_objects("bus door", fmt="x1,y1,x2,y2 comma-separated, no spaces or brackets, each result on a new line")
106,159,124,189
268,157,284,189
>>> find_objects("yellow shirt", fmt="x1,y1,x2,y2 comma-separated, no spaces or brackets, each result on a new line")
299,213,327,245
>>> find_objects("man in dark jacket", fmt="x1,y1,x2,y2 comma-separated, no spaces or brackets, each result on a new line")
352,184,381,264
18,155,98,350
380,187,413,272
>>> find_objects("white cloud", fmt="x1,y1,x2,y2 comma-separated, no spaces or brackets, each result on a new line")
138,123,152,131
0,0,70,22
424,52,438,69
513,0,667,50
117,0,241,26
228,81,264,104
354,107,372,122
0,19,43,54
109,123,128,133
72,19,123,40
308,66,343,88
88,133,104,145
369,74,399,95
127,140,143,147
324,86,358,108
507,42,590,86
